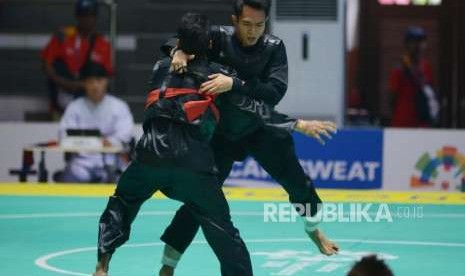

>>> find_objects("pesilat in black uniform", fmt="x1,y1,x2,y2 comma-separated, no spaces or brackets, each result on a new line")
160,26,323,255
95,56,255,276
95,46,299,276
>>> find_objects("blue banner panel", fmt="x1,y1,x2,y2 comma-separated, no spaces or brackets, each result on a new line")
226,129,384,189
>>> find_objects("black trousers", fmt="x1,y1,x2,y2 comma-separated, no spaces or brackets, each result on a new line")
97,160,252,276
161,129,322,254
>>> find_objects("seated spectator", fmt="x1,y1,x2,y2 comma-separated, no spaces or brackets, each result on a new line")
56,62,134,183
41,0,113,118
347,254,394,276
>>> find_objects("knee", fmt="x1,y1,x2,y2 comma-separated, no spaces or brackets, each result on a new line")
101,195,141,226
98,196,133,251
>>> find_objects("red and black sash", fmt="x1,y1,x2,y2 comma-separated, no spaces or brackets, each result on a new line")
145,88,219,123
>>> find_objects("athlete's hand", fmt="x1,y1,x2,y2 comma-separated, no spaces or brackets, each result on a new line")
307,229,339,256
170,49,194,73
295,119,337,145
200,73,233,95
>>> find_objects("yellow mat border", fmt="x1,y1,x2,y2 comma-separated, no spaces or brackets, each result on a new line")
1,183,465,205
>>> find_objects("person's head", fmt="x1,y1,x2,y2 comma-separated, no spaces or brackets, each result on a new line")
232,0,270,47
75,0,98,35
80,62,109,103
177,13,210,56
347,255,394,276
404,26,427,61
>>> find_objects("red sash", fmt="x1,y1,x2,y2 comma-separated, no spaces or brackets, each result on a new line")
145,88,219,122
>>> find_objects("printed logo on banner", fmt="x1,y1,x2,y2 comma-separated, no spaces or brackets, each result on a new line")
410,145,465,191
226,129,383,189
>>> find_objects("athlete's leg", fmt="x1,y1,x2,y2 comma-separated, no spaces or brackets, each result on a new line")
246,131,321,215
159,134,242,266
246,130,338,255
166,168,252,276
94,160,160,275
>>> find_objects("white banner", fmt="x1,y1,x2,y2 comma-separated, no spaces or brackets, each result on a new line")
383,128,465,191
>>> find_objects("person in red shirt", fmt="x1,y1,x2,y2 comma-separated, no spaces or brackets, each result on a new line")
41,0,113,117
389,26,438,127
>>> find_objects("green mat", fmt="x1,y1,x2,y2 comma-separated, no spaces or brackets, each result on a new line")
1,196,465,276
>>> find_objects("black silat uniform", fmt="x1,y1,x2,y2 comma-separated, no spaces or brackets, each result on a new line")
96,57,254,276
161,27,322,254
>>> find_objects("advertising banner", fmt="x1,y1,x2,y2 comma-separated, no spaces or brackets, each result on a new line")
226,129,384,189
383,129,465,191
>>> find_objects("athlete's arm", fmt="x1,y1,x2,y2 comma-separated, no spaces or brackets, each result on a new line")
232,41,288,106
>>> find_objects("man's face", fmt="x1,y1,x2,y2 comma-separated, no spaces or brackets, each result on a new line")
83,77,108,103
76,14,97,34
406,39,426,60
232,5,267,47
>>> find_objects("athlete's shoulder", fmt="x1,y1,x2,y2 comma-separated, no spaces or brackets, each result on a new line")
263,33,284,47
151,57,171,72
212,25,235,37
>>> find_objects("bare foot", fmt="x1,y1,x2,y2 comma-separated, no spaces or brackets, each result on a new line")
307,229,339,256
159,265,174,276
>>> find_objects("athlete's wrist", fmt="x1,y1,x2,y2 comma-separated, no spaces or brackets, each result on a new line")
295,119,306,133
170,46,179,58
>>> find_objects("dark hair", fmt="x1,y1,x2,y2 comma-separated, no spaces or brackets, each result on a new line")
75,0,98,16
177,13,210,56
80,62,109,80
347,255,394,276
233,0,271,17
404,26,427,43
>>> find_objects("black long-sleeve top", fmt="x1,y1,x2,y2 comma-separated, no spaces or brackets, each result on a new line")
136,57,234,173
162,26,295,140
209,26,288,106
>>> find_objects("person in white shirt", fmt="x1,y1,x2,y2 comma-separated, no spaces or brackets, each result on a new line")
58,62,134,183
